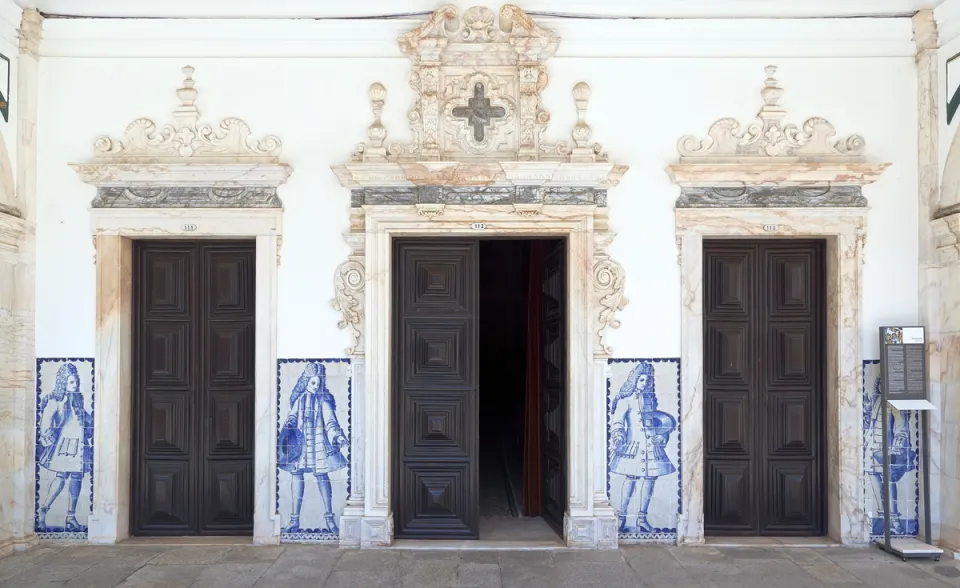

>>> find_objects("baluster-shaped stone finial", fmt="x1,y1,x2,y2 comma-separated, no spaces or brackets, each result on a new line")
172,66,200,131
570,81,596,163
757,65,786,128
362,83,389,162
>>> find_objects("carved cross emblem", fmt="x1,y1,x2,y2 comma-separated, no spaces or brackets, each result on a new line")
451,82,506,143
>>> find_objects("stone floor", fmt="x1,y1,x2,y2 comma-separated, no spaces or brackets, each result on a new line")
0,543,959,587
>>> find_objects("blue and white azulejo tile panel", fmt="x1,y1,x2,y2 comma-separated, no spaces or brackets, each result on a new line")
276,359,351,543
35,358,95,541
607,358,681,544
862,359,919,541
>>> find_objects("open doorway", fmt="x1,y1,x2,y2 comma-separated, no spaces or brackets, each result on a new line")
478,239,563,542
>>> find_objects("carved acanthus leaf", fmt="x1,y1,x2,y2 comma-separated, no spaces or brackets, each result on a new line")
594,257,628,356
331,260,366,356
93,66,282,163
677,66,865,162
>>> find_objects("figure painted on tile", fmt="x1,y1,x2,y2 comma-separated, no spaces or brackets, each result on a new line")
279,362,348,534
36,362,92,532
864,376,916,536
609,361,677,533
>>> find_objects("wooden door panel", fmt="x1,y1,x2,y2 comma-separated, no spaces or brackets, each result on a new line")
200,245,256,534
707,393,752,455
767,324,814,386
144,393,191,456
202,460,254,531
133,241,255,536
404,320,472,387
764,461,817,531
704,240,823,536
399,463,474,535
143,322,192,388
540,240,566,534
705,461,754,531
404,392,470,457
139,461,192,531
394,240,478,539
705,322,751,387
766,393,814,455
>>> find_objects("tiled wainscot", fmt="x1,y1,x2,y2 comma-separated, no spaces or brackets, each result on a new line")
862,360,920,541
35,358,95,541
276,359,351,543
607,358,681,543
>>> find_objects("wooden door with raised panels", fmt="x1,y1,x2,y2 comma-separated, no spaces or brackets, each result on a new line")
132,240,256,536
393,239,479,539
703,239,825,536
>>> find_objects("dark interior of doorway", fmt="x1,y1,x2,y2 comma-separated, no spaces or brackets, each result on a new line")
478,239,561,541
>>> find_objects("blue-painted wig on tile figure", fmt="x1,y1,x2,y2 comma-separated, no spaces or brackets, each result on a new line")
35,358,95,540
277,359,351,543
862,359,919,540
607,358,681,543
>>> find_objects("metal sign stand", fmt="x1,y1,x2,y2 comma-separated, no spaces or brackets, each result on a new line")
876,326,942,562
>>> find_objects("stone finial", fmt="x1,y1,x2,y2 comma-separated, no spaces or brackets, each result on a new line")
361,83,389,162
88,65,282,163
172,66,200,130
570,82,600,163
676,65,866,161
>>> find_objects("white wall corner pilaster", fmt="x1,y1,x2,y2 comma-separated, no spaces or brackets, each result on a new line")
913,8,943,545
69,65,289,544
668,65,889,545
328,5,628,549
0,6,39,558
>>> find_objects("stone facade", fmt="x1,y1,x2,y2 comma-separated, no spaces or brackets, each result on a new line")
5,1,960,558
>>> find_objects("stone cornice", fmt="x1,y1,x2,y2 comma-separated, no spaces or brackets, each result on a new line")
69,162,292,188
666,162,891,188
0,210,24,251
331,161,627,189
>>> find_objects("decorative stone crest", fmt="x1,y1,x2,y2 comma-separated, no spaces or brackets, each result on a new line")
667,65,890,196
92,66,280,163
330,6,630,364
71,66,291,208
331,4,625,190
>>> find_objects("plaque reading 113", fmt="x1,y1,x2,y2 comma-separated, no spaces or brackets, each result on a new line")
880,326,927,401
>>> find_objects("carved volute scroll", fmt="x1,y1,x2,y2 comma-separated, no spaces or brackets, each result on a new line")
70,66,291,209
667,65,891,207
329,5,630,360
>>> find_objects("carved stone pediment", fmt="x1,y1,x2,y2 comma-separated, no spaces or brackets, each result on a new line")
667,66,890,193
70,66,291,207
331,4,627,192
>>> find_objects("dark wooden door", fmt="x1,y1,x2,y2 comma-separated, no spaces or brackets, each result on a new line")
703,240,824,536
132,241,256,536
540,240,566,534
393,239,479,539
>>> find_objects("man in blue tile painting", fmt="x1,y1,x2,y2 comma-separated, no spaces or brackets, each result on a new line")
610,362,677,533
279,362,348,534
36,362,92,533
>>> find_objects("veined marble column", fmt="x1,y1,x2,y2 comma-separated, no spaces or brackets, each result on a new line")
913,9,942,544
933,214,960,551
0,8,40,557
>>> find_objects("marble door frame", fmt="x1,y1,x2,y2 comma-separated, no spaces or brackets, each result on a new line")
674,206,868,545
338,203,620,549
87,207,283,545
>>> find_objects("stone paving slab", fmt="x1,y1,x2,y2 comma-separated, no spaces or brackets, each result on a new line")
0,544,955,587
